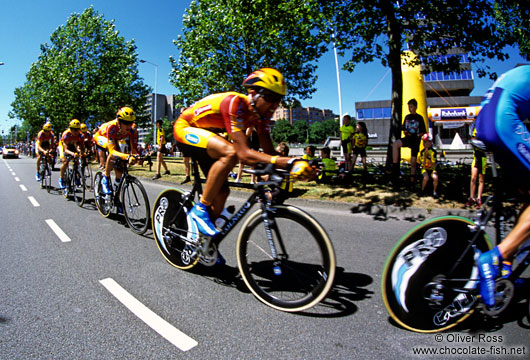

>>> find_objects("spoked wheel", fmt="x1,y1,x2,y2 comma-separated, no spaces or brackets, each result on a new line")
44,165,52,193
152,189,200,269
73,168,85,207
237,205,336,312
121,177,150,235
83,164,93,191
94,171,112,217
381,216,492,333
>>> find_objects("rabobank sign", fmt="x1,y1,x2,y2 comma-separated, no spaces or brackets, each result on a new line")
441,108,467,120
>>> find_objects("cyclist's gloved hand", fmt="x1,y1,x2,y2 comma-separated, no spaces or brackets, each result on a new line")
289,160,316,181
128,156,137,165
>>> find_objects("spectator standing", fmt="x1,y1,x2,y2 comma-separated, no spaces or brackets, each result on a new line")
340,114,355,171
351,121,369,180
392,98,427,188
152,119,170,180
466,127,486,209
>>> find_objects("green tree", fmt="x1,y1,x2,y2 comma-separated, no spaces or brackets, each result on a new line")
9,7,150,137
494,0,530,60
292,120,309,143
169,0,328,107
271,119,293,144
325,0,515,165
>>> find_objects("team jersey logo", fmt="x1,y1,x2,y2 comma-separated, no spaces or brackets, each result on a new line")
185,133,200,145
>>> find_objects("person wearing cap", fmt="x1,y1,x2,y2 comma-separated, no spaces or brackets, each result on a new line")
173,68,315,245
416,133,439,198
93,106,139,194
58,119,85,189
35,122,56,181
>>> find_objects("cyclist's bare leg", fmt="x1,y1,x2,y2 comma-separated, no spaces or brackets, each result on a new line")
498,203,530,259
202,136,238,216
36,153,42,172
60,158,68,179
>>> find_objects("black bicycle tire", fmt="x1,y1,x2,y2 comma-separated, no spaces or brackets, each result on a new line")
381,216,493,333
44,164,51,193
73,168,85,207
121,177,150,235
152,188,199,269
236,205,336,312
93,171,112,218
85,165,93,191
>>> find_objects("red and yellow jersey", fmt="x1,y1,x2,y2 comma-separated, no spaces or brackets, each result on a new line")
60,129,83,147
36,130,55,148
176,92,270,136
352,132,368,148
94,119,138,160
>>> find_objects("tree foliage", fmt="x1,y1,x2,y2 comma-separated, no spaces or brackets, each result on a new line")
9,7,150,136
322,0,519,165
169,0,328,107
494,0,530,61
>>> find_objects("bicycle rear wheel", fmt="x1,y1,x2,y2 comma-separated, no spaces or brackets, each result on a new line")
121,177,150,235
73,168,85,207
152,189,199,269
381,216,492,333
237,205,336,312
94,171,112,217
44,165,51,193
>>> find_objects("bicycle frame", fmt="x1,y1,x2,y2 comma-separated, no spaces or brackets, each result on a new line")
179,159,287,256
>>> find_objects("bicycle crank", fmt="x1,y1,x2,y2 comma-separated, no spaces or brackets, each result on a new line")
481,279,514,316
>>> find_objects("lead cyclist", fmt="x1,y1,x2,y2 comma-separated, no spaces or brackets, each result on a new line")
475,64,530,308
172,68,315,263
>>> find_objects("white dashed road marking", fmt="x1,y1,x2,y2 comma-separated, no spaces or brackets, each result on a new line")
28,196,40,207
20,184,27,191
45,219,71,242
99,278,198,352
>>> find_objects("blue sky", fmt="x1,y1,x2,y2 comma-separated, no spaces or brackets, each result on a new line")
0,1,527,137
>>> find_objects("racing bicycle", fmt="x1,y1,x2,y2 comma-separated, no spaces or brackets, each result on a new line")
152,159,336,312
93,156,150,235
39,152,53,193
62,154,85,207
381,141,530,332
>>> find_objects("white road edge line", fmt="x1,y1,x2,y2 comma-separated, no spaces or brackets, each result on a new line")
45,219,71,242
28,196,40,207
20,184,28,191
99,278,198,352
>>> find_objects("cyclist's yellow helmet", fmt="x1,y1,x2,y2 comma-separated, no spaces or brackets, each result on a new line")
69,119,81,129
242,68,286,96
80,123,88,132
43,122,52,131
116,106,136,122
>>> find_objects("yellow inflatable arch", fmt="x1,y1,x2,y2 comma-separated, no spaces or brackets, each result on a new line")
400,50,429,162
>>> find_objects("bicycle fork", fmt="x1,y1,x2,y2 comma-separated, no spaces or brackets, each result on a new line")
261,207,285,276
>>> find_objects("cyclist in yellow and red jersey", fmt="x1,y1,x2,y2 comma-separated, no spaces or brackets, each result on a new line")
58,119,85,189
35,122,56,181
173,68,314,240
93,106,139,194
80,123,94,156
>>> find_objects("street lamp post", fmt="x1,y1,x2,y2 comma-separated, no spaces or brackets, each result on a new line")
140,59,158,145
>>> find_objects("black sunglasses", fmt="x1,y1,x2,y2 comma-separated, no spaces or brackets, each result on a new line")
259,90,283,104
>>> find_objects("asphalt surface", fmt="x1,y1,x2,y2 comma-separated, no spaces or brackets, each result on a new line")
1,156,528,359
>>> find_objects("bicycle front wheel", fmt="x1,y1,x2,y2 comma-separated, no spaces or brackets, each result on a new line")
44,165,52,193
237,205,336,312
63,168,71,198
73,168,85,207
83,165,93,191
152,188,199,269
121,177,150,235
94,171,112,217
381,216,492,333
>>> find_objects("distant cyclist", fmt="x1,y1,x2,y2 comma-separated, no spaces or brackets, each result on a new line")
35,122,56,181
475,64,530,308
173,68,315,239
80,123,94,161
93,106,139,194
58,119,85,189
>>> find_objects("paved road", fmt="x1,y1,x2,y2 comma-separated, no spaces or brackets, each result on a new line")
1,157,528,359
